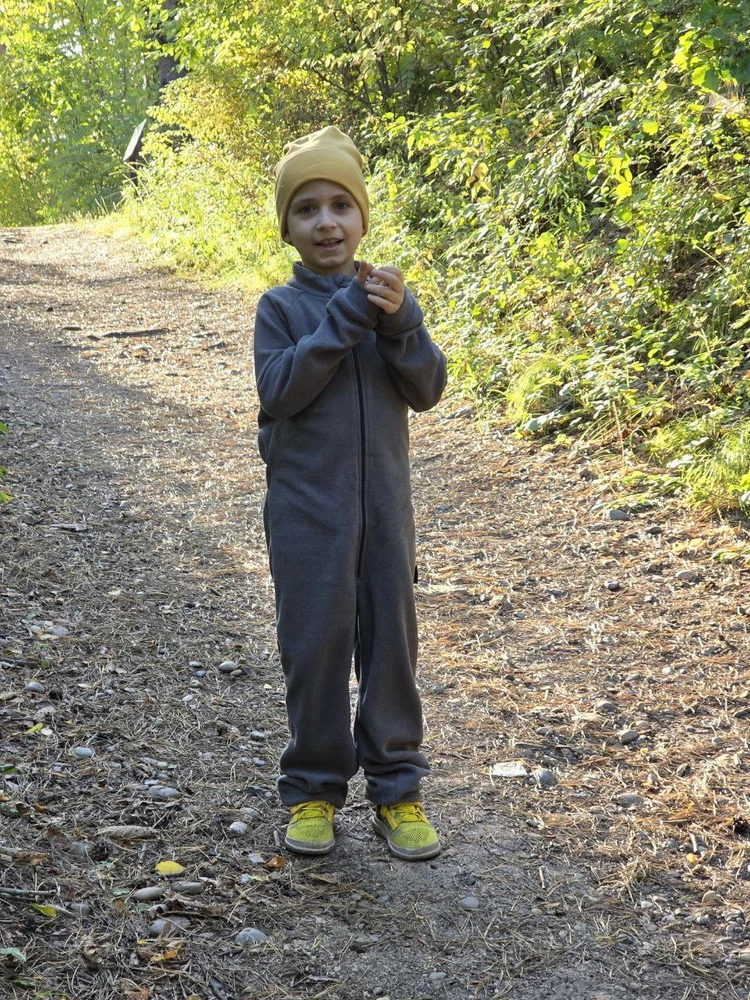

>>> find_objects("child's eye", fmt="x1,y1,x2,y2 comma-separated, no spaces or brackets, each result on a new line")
335,200,350,210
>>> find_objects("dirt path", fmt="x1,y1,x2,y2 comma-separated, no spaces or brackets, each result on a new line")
1,225,749,1000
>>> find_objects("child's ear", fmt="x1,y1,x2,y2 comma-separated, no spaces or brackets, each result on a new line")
282,230,292,245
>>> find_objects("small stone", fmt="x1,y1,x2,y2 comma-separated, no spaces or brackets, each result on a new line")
150,916,190,936
68,841,94,859
490,762,528,780
533,768,557,788
737,950,750,963
452,405,475,419
24,681,46,694
72,746,94,758
618,729,640,744
595,699,618,714
614,792,645,808
218,660,237,673
230,669,244,678
189,661,201,667
702,891,722,906
237,807,262,823
49,625,69,637
68,902,92,917
132,886,166,902
148,785,181,800
605,581,622,592
608,509,630,521
676,570,700,583
429,972,447,981
228,821,248,837
172,881,204,895
459,896,480,910
235,927,268,945
695,911,710,925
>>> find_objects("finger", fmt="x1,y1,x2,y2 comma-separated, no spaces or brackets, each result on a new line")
356,260,372,284
367,292,395,309
371,267,404,290
369,269,401,288
366,284,396,303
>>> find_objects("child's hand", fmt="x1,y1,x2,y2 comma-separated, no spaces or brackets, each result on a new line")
365,266,405,315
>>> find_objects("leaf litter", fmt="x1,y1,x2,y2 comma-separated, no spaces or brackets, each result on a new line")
0,223,749,1000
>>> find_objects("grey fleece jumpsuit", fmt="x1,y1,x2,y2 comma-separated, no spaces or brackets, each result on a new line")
254,262,447,808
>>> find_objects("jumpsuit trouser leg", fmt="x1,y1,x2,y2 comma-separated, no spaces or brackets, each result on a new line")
353,515,430,805
273,537,359,809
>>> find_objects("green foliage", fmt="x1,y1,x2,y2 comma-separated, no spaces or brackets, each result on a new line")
56,0,750,516
0,1,157,223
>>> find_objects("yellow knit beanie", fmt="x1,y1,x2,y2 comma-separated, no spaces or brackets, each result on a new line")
274,125,369,239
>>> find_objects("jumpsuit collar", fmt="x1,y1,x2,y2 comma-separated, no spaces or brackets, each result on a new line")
290,261,358,294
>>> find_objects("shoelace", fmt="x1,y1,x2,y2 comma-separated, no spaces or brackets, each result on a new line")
291,801,333,820
386,803,428,825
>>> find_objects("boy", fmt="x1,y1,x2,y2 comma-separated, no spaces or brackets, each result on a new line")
253,125,446,861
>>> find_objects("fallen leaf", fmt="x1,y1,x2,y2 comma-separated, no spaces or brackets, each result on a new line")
0,948,26,963
151,941,185,963
155,861,185,876
31,904,57,918
265,855,285,871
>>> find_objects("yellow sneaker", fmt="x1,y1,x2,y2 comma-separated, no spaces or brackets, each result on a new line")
373,802,441,861
285,800,336,855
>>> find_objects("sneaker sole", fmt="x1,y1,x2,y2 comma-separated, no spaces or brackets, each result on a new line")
372,818,441,861
284,833,335,855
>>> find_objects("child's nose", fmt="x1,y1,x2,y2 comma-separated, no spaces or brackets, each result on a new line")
316,208,335,228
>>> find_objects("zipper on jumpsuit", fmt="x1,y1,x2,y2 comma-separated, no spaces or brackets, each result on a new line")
352,349,367,578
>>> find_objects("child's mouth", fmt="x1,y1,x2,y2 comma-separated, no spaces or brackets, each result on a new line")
317,239,342,248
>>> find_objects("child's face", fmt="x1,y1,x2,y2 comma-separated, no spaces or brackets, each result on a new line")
284,179,364,277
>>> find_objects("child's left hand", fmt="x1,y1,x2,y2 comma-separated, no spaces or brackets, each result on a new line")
365,266,405,315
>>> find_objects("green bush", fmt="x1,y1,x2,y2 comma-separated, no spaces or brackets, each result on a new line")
110,0,750,515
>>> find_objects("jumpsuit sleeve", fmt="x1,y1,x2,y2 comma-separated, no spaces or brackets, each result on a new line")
375,288,448,412
254,280,380,419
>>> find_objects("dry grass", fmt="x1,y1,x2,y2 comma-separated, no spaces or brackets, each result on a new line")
0,224,749,1000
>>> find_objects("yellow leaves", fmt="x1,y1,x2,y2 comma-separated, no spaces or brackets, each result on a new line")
155,861,185,876
264,854,285,871
641,121,659,136
151,941,185,963
671,537,706,556
31,904,57,918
